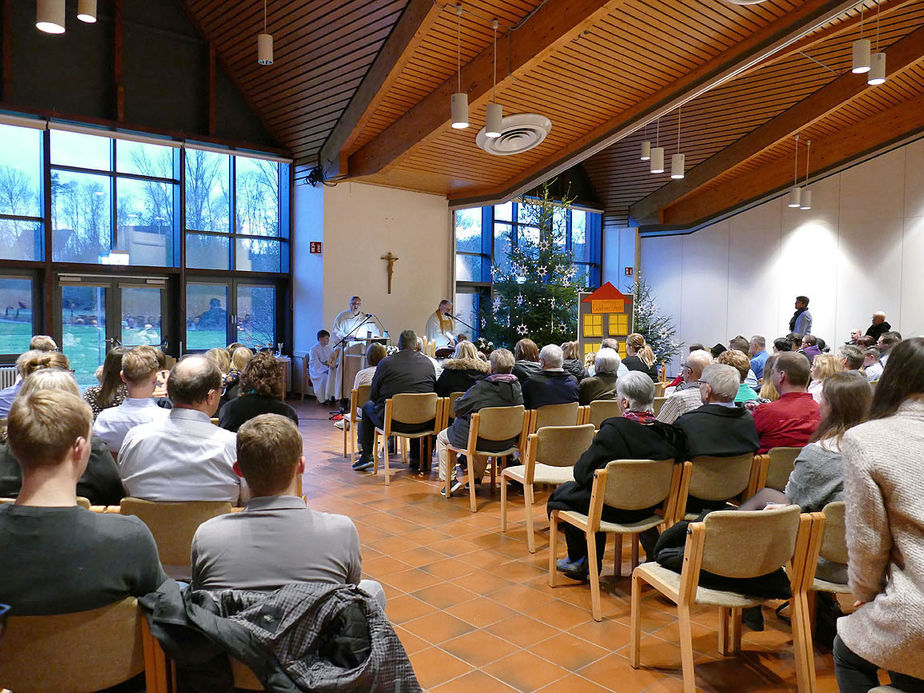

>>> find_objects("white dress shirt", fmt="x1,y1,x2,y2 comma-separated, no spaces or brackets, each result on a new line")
118,408,242,504
93,397,170,454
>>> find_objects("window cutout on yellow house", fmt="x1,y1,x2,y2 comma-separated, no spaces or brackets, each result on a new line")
584,342,598,355
609,313,628,335
583,314,602,338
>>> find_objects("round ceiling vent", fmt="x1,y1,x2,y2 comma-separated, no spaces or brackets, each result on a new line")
476,113,552,155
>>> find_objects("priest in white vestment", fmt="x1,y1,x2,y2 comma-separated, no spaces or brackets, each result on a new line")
308,329,334,402
425,300,455,349
329,296,379,401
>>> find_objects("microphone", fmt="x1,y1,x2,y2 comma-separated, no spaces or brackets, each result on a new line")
365,313,374,317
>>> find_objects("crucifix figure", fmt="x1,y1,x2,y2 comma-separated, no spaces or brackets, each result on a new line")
381,252,399,294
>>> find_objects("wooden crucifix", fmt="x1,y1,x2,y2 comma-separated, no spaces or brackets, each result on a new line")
381,252,399,294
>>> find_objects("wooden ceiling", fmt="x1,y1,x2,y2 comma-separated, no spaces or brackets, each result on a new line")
187,0,924,231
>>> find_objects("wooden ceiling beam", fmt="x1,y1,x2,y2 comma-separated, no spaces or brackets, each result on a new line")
659,94,924,228
446,0,860,208
630,23,924,225
346,0,623,179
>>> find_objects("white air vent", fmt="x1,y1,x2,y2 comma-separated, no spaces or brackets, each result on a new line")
476,113,552,156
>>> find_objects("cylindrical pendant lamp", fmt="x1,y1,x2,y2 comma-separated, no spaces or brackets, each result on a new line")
640,141,651,161
257,33,273,65
799,189,813,210
77,0,97,22
650,147,664,174
788,186,802,208
485,103,503,138
451,93,469,129
867,52,886,85
670,153,685,180
852,39,871,74
36,0,65,33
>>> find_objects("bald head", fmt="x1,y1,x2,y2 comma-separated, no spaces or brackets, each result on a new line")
167,355,222,411
682,349,713,382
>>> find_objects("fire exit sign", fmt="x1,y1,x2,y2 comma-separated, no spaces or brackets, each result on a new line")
309,242,322,254
625,266,634,276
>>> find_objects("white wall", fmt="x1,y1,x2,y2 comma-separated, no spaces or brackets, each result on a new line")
602,226,638,294
640,137,924,374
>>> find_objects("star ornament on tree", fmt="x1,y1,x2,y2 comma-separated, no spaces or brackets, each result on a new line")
537,265,548,277
515,323,529,336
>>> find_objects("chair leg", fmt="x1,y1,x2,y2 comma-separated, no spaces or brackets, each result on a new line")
614,534,624,577
372,431,379,475
791,592,817,693
500,475,508,532
468,460,478,513
342,424,348,458
630,533,640,573
489,455,497,490
525,483,536,554
548,511,561,587
445,449,456,499
385,438,392,486
630,571,643,668
588,530,603,621
401,437,408,465
718,607,731,656
730,607,743,654
678,604,697,693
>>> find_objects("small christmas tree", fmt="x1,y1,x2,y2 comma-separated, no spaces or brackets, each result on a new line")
630,270,682,362
480,185,583,348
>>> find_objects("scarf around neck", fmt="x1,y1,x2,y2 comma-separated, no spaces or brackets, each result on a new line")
623,410,656,424
789,307,807,332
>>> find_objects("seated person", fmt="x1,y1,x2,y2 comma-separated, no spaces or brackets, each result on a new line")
808,353,845,403
218,352,298,433
84,347,128,419
93,346,169,457
436,340,490,396
752,352,821,453
623,333,660,381
0,349,69,419
578,347,620,405
863,347,883,382
152,348,171,400
191,414,385,608
657,349,712,424
224,346,253,401
0,389,165,615
749,335,770,380
309,329,334,403
512,338,542,383
839,344,864,375
561,341,587,382
716,349,760,403
353,342,388,390
0,369,124,506
548,372,683,580
800,334,822,364
522,344,579,409
435,348,523,493
600,338,630,376
119,355,244,504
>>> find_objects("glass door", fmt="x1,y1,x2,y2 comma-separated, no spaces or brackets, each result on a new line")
185,282,230,351
120,283,165,347
184,280,277,353
235,283,276,350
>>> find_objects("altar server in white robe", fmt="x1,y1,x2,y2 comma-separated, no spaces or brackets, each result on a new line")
309,329,334,402
425,299,456,349
330,296,379,401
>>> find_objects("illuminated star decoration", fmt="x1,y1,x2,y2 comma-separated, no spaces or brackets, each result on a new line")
537,265,547,277
515,323,528,336
516,293,524,306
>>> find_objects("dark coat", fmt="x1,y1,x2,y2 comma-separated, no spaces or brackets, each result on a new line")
621,354,659,381
435,357,489,397
448,375,523,451
522,370,579,410
368,349,436,418
512,360,542,383
673,403,760,460
218,395,299,433
548,416,684,523
562,359,587,383
578,373,619,405
865,321,891,341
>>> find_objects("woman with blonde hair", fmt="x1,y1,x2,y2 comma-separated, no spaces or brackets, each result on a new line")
808,352,844,403
622,333,659,382
560,341,587,382
205,347,231,375
224,346,254,400
436,340,489,396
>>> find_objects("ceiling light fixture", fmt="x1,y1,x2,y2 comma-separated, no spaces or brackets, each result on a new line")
485,19,502,138
868,1,886,85
257,0,273,65
852,4,870,73
451,4,469,129
800,139,812,210
650,119,664,174
36,0,65,33
77,0,97,23
641,123,651,161
671,106,684,180
788,134,802,207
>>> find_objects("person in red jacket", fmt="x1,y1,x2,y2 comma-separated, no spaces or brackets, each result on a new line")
752,352,821,453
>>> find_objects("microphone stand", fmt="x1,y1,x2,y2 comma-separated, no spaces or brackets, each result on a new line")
330,313,374,416
453,313,478,334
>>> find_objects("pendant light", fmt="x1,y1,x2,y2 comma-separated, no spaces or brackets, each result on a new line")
868,2,886,85
77,0,97,23
450,4,469,129
36,0,65,33
257,0,273,65
788,134,802,208
485,19,502,138
852,5,870,73
670,106,685,179
640,123,651,161
650,119,664,174
800,139,812,210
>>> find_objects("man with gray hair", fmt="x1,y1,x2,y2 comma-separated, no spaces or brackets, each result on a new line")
748,335,770,380
578,347,620,405
839,344,864,374
656,349,713,424
522,344,579,410
600,339,630,376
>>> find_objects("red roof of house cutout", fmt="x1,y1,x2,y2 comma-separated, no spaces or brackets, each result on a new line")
582,282,630,303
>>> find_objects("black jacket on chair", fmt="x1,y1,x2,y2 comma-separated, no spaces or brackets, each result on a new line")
447,374,523,451
512,360,543,383
673,403,760,460
522,370,579,410
621,354,659,382
435,357,489,397
368,349,436,418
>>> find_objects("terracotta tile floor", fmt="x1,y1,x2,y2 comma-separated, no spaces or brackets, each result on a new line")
293,399,840,692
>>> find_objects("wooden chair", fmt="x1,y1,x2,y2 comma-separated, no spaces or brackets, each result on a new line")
654,381,667,398
753,446,803,492
230,658,263,690
529,401,581,433
373,392,440,485
0,497,91,510
120,498,232,579
446,405,528,513
439,391,467,431
501,424,596,553
676,454,757,522
549,459,681,621
630,506,824,693
804,501,850,646
0,597,169,693
343,384,371,461
301,353,310,400
210,417,220,425
583,399,622,429
652,396,668,416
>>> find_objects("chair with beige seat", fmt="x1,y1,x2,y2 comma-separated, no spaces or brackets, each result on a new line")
675,453,757,522
439,391,467,431
549,458,681,621
501,423,596,552
652,396,668,417
753,445,803,492
630,506,824,693
343,384,371,462
529,401,581,433
581,399,622,429
372,392,440,484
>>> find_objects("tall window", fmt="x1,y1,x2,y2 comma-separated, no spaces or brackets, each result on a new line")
0,124,43,262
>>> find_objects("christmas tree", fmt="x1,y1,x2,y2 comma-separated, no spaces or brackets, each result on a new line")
480,185,583,348
630,270,682,362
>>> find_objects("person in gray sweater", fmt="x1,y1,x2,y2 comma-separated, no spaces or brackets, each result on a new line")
834,337,924,692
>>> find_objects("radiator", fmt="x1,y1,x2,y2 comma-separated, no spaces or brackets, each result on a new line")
0,367,16,389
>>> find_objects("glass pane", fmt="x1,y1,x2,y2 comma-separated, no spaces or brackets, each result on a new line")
572,209,588,262
50,130,111,171
573,263,592,290
51,171,112,263
117,140,174,179
186,233,230,270
494,201,512,222
235,238,281,272
0,278,34,354
236,285,276,348
517,202,538,225
186,283,229,351
455,253,483,282
121,287,163,346
455,208,481,252
493,223,511,272
61,284,107,389
0,123,42,217
0,219,42,261
184,149,229,233
116,178,174,267
235,156,279,237
453,291,479,339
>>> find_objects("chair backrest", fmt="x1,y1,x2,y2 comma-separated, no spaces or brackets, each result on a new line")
352,383,371,415
652,396,668,416
389,392,439,425
654,381,667,397
700,505,801,578
601,458,676,511
0,597,146,691
447,391,466,417
473,405,526,443
120,498,232,566
765,446,802,491
1,497,91,509
586,399,622,429
532,424,595,468
819,501,848,564
533,401,580,431
687,453,755,502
